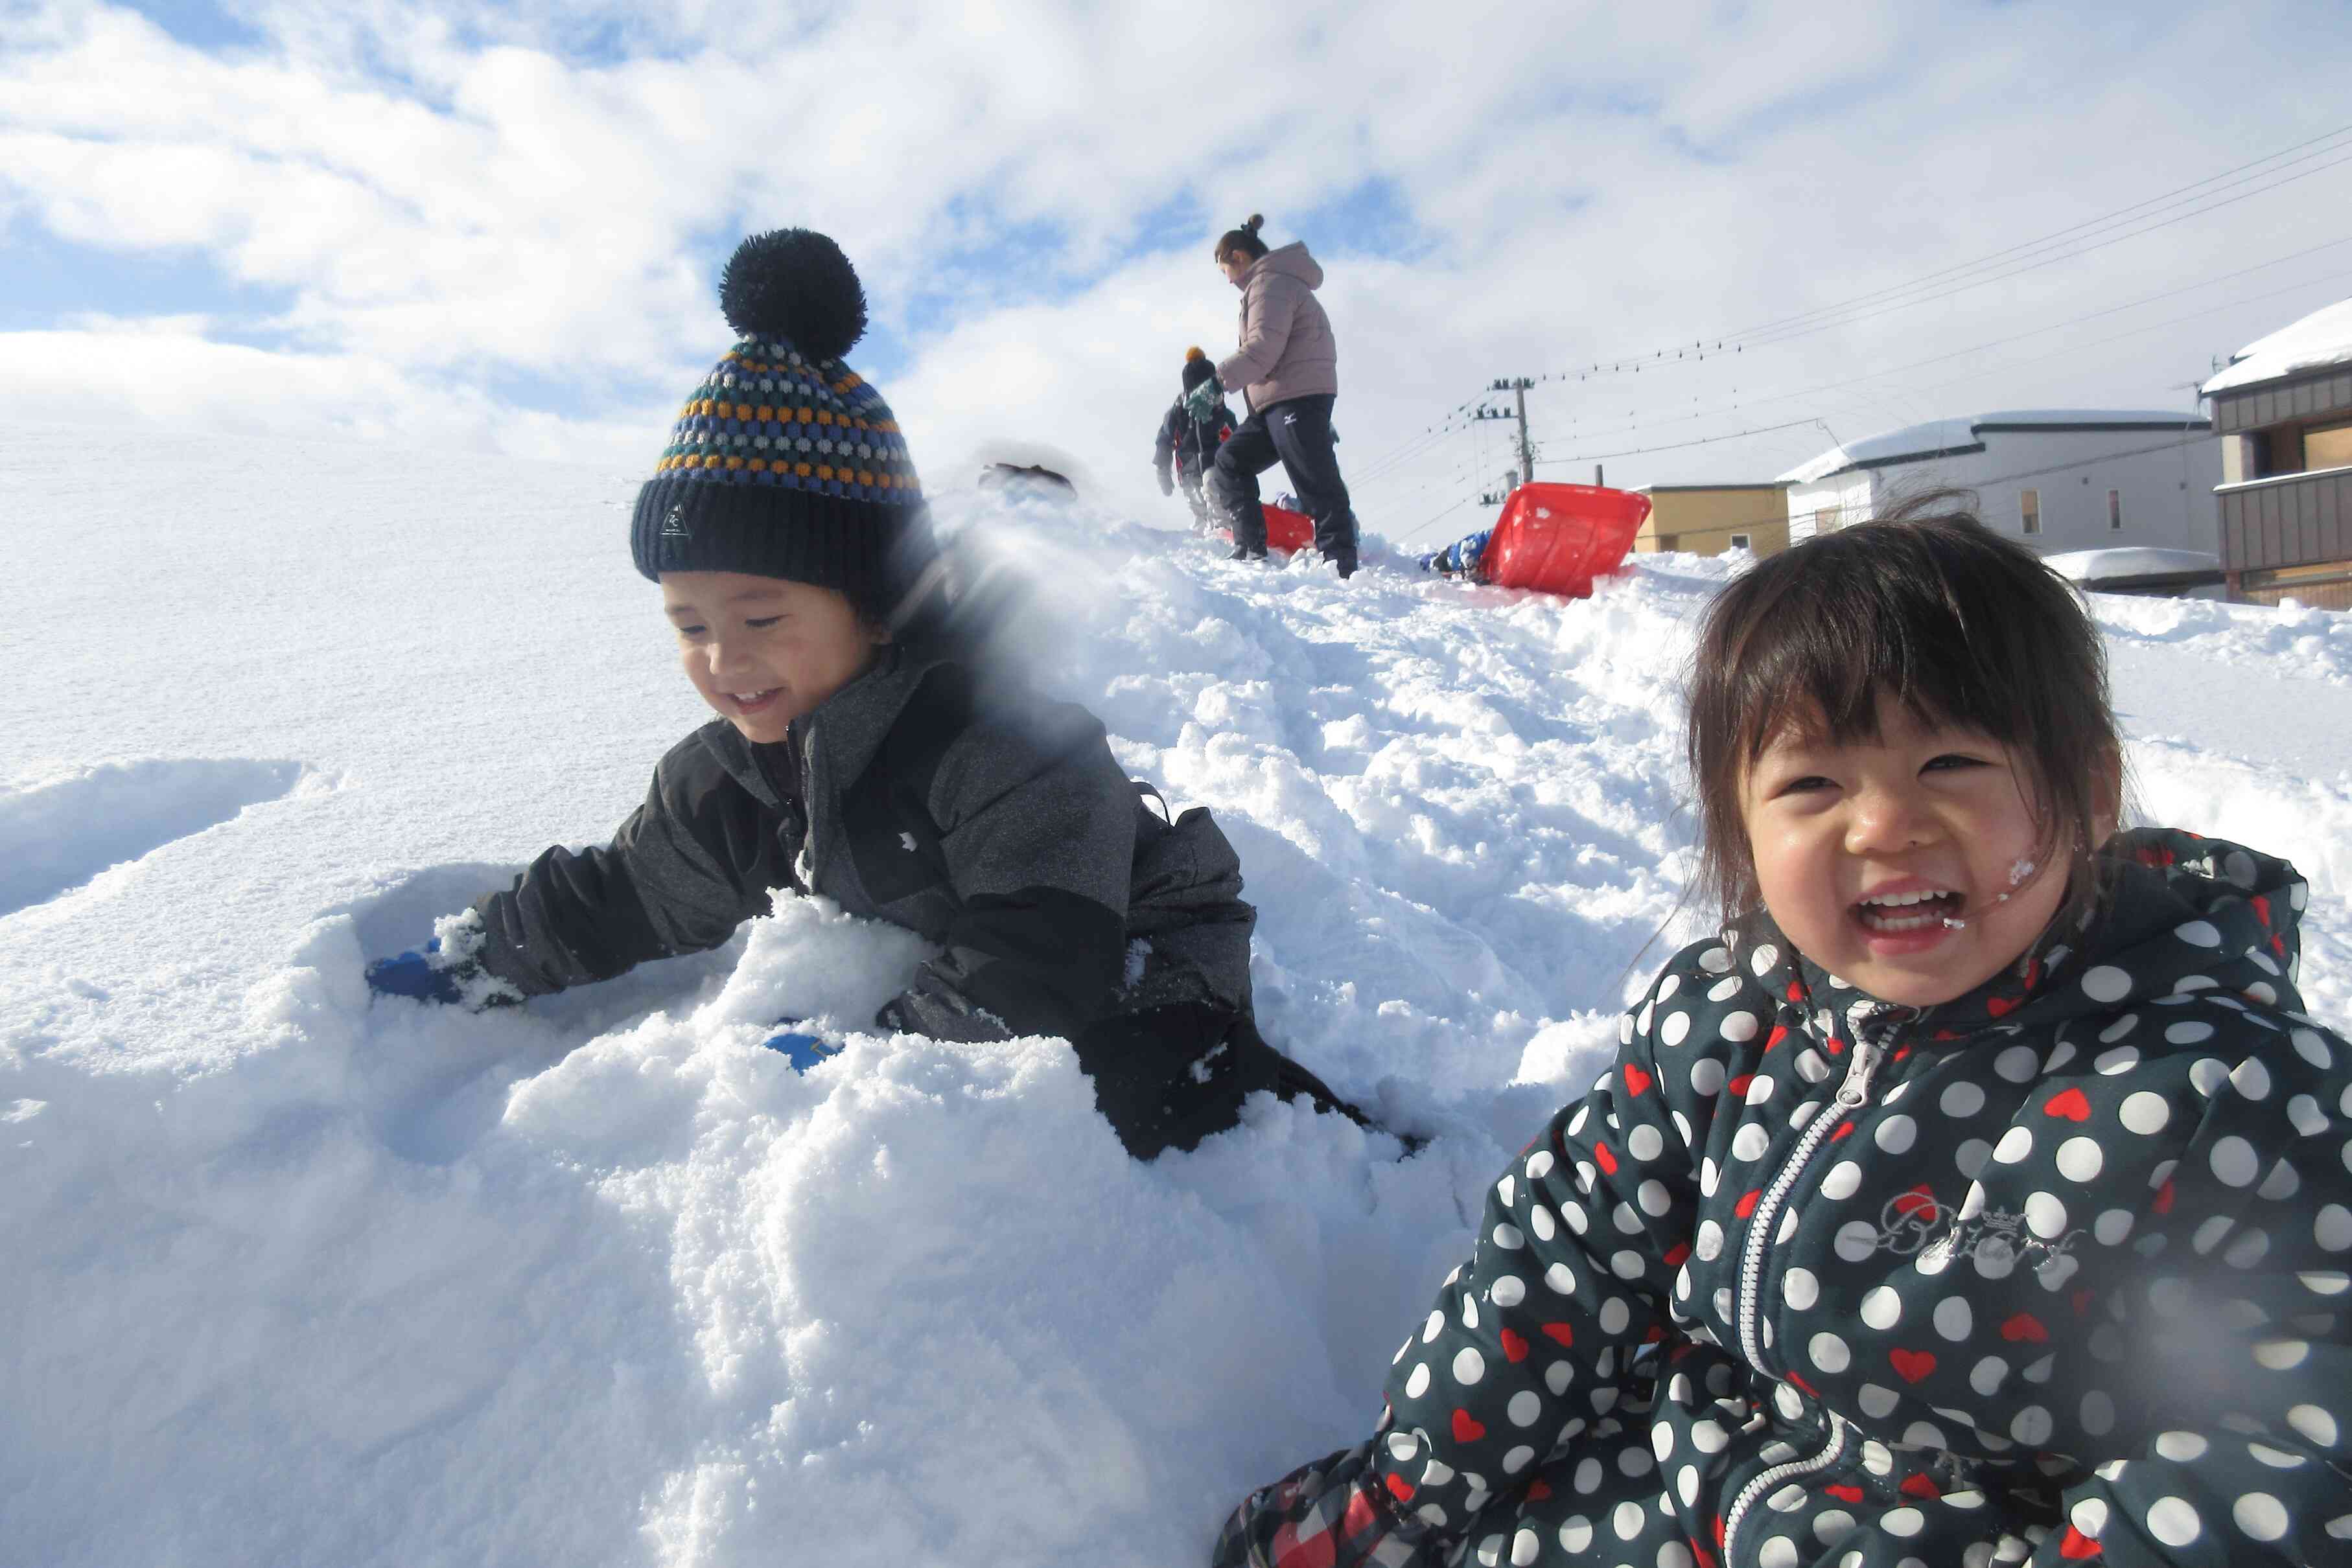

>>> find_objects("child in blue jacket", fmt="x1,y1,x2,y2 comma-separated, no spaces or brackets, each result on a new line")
1216,501,2352,1565
1156,347,1233,531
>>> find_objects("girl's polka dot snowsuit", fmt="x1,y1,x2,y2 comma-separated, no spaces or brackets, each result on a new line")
1215,829,2352,1567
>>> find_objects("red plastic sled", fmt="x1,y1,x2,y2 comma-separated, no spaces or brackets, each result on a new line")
1481,483,1652,597
1261,502,1315,552
1219,502,1316,553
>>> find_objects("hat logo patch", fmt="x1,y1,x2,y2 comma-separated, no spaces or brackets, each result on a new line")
662,504,692,540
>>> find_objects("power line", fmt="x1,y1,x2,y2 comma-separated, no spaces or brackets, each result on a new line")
1527,121,2352,379
1516,238,2352,452
1533,417,1832,468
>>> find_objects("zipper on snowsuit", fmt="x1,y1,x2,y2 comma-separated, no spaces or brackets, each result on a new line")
1721,1008,1903,1563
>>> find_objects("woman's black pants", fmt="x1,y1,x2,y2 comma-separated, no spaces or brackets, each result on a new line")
1208,394,1358,570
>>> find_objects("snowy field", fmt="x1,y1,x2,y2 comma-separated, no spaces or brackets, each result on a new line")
4,423,2352,1565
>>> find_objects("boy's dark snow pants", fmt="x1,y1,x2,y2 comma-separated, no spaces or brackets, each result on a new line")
1072,1003,1366,1159
1209,393,1358,568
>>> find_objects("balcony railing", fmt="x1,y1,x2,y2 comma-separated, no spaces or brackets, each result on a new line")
2215,463,2352,573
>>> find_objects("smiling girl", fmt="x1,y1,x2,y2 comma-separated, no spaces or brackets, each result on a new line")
1214,505,2352,1565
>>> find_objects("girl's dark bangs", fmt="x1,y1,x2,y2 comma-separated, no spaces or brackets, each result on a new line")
1729,575,1985,767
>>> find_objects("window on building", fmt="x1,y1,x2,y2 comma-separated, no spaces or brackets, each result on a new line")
2107,489,2122,531
2021,489,2040,536
1728,533,1752,551
1814,506,1839,533
2308,421,2352,472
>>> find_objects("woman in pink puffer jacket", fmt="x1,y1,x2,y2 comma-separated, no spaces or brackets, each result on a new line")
1205,214,1358,577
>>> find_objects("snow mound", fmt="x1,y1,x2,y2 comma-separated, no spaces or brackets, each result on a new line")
2042,546,2219,581
2,426,2349,1565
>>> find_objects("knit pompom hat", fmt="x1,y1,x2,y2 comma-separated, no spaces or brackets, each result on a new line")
1180,345,1215,393
631,229,932,621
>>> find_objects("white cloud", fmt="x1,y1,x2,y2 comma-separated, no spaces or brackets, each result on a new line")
2,0,2348,540
0,318,660,463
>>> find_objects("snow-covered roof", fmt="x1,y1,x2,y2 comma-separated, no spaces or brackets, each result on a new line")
2201,295,2352,396
2043,546,2220,582
1777,409,2211,486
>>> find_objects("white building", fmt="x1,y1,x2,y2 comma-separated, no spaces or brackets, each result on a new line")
1778,410,2220,555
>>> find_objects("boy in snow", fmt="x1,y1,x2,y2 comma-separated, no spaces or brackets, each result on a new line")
1155,346,1233,532
365,227,1357,1160
1214,503,2352,1564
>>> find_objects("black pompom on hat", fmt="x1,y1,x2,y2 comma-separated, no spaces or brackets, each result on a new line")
631,227,931,622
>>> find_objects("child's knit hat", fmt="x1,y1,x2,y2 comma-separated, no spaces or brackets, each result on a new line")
1181,345,1215,393
631,229,930,620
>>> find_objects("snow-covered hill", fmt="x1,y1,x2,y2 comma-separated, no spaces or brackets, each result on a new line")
3,424,2349,1565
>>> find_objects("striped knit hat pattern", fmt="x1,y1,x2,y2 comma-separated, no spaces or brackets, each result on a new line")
631,228,930,619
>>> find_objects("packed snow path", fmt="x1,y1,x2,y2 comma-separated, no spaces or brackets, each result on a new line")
3,425,2349,1565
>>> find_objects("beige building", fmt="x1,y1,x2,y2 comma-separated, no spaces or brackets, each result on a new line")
1630,483,1791,557
2202,295,2352,610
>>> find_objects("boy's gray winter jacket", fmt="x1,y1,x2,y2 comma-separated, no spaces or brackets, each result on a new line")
469,644,1255,1045
1217,242,1338,414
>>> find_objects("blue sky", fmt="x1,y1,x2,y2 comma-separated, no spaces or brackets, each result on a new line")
5,0,2350,529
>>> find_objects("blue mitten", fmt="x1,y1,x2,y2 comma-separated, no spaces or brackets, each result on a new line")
366,937,467,1005
761,1018,842,1073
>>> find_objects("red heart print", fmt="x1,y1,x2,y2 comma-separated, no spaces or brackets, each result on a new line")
1692,1544,1718,1568
1500,1329,1529,1363
1986,993,2019,1019
2044,1087,2091,1121
1735,1189,1762,1218
1541,1322,1575,1348
1764,1024,1789,1052
2058,1524,2102,1560
2000,1313,2049,1343
1385,1473,1415,1503
1900,1474,1942,1500
1525,1479,1552,1501
2252,894,2271,929
1830,1122,1856,1142
1890,1349,1937,1383
1786,1372,1819,1398
1823,1484,1865,1504
2151,1178,2176,1215
1663,1241,1692,1268
1623,1063,1653,1096
1450,1409,1486,1442
1594,1143,1619,1175
1727,1074,1755,1098
1892,1186,1940,1222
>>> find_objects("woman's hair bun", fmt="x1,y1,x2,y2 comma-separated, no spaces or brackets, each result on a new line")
1242,213,1264,234
717,227,870,362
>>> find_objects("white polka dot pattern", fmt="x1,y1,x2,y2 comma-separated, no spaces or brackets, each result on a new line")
1217,834,2352,1568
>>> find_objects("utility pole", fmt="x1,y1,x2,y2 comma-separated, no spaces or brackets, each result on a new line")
1471,376,1536,490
